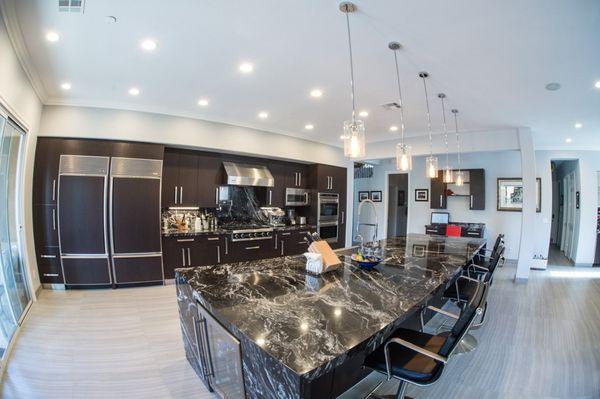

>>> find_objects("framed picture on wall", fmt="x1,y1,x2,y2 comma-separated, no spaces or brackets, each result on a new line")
358,191,370,202
370,191,382,202
497,178,541,212
415,189,429,202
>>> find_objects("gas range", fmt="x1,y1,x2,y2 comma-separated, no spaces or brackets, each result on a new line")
229,225,274,242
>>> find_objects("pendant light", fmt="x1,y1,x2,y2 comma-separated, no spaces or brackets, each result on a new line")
452,108,465,186
339,2,365,158
438,93,453,183
389,42,412,171
419,72,438,178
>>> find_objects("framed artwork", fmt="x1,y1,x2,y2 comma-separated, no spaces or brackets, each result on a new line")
370,191,382,202
497,178,541,212
358,191,369,202
415,189,429,202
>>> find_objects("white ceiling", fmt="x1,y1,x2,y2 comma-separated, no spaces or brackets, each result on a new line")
6,0,600,148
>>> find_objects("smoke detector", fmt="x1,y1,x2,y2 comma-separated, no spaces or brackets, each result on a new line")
59,0,86,13
381,102,402,110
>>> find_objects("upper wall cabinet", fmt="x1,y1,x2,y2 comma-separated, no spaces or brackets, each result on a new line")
429,168,485,210
197,152,223,208
311,164,346,192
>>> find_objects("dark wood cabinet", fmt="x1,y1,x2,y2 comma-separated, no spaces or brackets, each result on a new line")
197,153,222,208
161,151,180,208
311,164,346,193
265,163,287,207
430,168,485,210
284,164,308,188
162,235,225,279
33,205,58,248
277,229,313,256
430,170,447,209
469,169,485,210
36,246,63,284
161,150,200,207
33,138,62,205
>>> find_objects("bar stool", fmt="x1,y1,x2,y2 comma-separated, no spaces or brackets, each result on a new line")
473,234,504,268
363,281,489,399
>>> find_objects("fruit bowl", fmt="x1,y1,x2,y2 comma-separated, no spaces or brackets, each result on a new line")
351,254,383,269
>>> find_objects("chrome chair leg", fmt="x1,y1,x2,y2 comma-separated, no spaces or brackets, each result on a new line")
438,331,478,354
395,381,407,399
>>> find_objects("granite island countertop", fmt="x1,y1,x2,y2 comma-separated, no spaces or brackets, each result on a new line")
176,233,485,384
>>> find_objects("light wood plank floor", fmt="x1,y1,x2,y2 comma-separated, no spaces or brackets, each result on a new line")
2,263,599,398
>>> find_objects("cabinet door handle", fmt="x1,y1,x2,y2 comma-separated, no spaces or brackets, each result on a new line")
298,173,302,186
199,317,215,378
269,190,272,205
174,186,178,204
341,211,345,224
440,195,443,207
181,248,186,267
281,241,284,255
217,246,221,263
274,234,278,249
41,254,56,259
215,187,219,204
281,232,291,236
207,237,219,241
470,195,473,208
225,237,228,255
245,246,260,250
177,238,195,242
193,316,210,379
180,186,184,204
43,273,59,277
52,179,56,201
52,209,56,231
187,248,191,265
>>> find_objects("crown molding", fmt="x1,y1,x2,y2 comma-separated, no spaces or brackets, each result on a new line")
0,0,48,103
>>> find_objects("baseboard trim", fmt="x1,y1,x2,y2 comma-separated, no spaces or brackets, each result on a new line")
574,263,594,268
514,277,528,284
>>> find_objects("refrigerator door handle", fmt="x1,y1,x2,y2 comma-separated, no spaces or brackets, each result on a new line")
199,317,215,377
193,316,210,380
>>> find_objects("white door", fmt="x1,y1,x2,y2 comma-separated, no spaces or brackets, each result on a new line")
566,172,577,261
560,175,569,252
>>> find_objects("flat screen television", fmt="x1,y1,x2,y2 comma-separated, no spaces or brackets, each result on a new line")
431,212,449,225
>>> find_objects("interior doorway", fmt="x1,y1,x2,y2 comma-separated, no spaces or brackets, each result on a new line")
549,160,580,266
386,173,408,238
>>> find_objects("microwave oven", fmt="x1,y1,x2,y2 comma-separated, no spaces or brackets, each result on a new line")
285,188,310,206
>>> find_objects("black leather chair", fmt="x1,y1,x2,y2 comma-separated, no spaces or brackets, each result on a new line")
363,281,489,399
473,234,505,268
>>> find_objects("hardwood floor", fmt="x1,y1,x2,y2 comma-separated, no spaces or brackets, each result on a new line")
548,243,575,267
2,262,599,398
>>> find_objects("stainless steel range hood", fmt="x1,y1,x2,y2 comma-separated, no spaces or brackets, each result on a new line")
223,161,274,187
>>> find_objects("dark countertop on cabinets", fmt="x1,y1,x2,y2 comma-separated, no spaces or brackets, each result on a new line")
176,233,485,395
162,224,316,237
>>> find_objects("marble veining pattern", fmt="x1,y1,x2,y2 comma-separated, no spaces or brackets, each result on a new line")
177,234,485,381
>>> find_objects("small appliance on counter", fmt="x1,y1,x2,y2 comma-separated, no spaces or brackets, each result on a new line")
261,207,286,227
298,216,307,225
287,208,296,225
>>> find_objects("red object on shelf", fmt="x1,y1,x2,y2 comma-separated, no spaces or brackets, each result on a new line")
446,225,462,237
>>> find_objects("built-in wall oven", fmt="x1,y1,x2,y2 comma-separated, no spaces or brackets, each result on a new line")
317,193,339,243
285,188,310,206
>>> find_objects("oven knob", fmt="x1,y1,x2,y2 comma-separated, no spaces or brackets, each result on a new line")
233,233,239,240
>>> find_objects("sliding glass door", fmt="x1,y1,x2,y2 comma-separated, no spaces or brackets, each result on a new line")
0,113,31,358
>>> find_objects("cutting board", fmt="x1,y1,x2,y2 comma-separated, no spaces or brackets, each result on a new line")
308,241,341,270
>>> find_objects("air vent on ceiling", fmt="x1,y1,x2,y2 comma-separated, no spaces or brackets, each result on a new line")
381,102,402,110
59,0,85,13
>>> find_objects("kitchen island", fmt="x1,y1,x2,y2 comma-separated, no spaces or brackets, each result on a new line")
176,233,486,399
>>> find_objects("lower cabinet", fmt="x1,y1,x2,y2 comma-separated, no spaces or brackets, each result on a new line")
112,255,163,284
62,257,112,286
227,239,275,263
276,229,313,256
37,246,63,284
163,235,224,279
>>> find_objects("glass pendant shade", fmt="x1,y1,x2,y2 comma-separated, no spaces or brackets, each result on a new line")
455,170,466,186
443,167,453,183
343,120,366,158
395,143,412,171
425,155,439,179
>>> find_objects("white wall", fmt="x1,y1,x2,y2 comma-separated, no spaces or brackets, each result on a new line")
353,151,524,259
535,150,599,266
0,15,43,294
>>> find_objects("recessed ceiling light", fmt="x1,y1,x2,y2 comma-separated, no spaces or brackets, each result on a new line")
60,82,71,91
310,89,323,98
595,81,600,89
389,125,398,132
304,124,314,130
239,62,254,74
545,82,561,91
565,137,572,143
140,39,157,51
359,110,369,117
574,122,582,129
45,31,60,42
128,87,140,96
197,98,209,107
258,111,268,119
